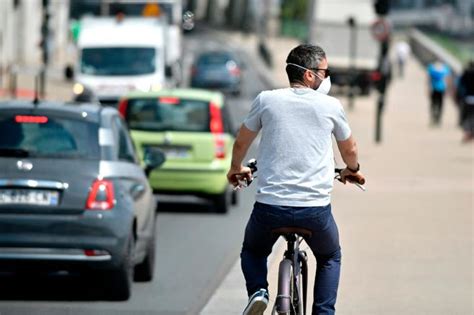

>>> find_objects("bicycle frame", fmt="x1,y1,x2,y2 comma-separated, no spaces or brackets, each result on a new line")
273,233,309,315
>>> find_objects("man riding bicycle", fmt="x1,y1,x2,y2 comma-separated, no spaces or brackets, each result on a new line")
227,44,365,315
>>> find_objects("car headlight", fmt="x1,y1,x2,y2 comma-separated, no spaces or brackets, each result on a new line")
73,83,85,95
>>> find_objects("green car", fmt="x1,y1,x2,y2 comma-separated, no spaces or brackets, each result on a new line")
118,89,236,213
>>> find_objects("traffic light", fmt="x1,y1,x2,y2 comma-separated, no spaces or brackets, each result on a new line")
374,0,390,15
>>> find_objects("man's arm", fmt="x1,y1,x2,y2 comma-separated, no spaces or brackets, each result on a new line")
336,135,364,183
336,135,358,170
227,124,259,186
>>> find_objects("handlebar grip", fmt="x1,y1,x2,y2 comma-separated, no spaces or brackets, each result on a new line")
335,168,365,185
345,175,365,185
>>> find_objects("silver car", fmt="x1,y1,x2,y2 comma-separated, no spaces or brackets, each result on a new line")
0,100,165,300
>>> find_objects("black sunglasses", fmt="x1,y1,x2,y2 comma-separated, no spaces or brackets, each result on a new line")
310,68,330,78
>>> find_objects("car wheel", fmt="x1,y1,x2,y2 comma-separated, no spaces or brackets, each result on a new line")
231,190,238,205
213,189,230,213
134,230,156,282
107,235,134,301
231,89,241,97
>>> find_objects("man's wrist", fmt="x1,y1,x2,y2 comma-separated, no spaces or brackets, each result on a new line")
231,162,243,170
347,163,360,173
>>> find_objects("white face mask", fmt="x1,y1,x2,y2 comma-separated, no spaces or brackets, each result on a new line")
316,76,331,95
287,62,330,93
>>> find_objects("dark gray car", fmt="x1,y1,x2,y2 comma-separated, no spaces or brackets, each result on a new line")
0,100,165,300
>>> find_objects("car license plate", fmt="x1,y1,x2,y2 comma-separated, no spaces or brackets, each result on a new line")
0,189,59,206
204,71,222,81
161,147,189,159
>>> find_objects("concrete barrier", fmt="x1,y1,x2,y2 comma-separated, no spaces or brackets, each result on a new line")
408,28,462,76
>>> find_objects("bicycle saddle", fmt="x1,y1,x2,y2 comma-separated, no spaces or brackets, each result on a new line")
271,227,312,238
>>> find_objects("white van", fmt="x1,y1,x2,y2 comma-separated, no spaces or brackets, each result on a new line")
313,0,379,95
75,17,167,106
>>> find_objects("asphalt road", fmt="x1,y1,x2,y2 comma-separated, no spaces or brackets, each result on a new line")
0,29,269,315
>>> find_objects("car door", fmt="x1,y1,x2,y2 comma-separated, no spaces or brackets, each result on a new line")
110,115,155,259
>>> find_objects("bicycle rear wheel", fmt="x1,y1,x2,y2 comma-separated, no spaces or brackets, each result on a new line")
273,258,304,315
274,259,291,314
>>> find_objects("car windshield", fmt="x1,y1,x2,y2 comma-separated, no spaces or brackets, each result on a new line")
81,47,156,76
126,98,210,132
0,114,100,159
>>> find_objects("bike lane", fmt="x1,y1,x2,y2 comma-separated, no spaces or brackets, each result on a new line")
201,30,473,315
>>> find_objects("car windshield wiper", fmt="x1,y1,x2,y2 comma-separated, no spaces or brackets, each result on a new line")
0,148,32,157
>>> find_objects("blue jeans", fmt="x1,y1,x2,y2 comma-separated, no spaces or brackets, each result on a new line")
241,202,341,315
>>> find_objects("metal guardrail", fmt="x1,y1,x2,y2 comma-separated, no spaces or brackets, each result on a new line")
408,28,462,76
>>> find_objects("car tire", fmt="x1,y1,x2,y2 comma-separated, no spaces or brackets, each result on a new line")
107,235,134,301
231,89,241,97
231,190,238,206
213,189,230,213
359,83,371,96
134,230,156,282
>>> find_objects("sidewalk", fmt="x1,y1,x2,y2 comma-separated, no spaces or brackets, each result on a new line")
201,31,473,314
0,66,72,102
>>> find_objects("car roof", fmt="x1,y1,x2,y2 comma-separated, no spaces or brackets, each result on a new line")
122,88,225,106
79,17,165,48
198,50,235,57
0,100,117,123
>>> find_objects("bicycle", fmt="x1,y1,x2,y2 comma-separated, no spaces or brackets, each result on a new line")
238,160,365,315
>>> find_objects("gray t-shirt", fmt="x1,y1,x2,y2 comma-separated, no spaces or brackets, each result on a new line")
243,87,351,207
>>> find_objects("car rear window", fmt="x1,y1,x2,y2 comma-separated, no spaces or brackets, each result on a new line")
0,114,100,159
126,98,210,132
197,53,233,66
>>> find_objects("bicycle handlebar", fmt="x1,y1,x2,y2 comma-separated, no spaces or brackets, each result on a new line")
335,168,366,191
334,168,365,185
238,159,365,191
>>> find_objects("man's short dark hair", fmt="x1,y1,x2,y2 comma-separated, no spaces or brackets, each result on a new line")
286,44,326,84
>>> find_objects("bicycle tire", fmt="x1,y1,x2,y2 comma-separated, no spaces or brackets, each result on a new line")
274,259,293,314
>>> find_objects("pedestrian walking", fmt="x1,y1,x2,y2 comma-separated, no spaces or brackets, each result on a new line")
427,60,451,126
394,40,410,78
227,44,365,315
456,60,474,142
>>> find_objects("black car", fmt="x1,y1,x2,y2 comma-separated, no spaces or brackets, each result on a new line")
0,100,165,300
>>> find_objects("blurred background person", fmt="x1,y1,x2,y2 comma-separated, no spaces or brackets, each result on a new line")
394,40,410,78
456,60,474,142
427,59,451,126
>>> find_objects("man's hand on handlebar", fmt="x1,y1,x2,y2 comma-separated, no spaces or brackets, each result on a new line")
339,168,366,185
227,166,253,190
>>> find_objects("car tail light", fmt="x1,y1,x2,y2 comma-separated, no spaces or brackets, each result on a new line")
84,249,109,257
86,179,115,210
370,71,382,82
15,115,48,124
209,102,225,159
209,102,223,133
214,134,226,159
228,64,241,77
118,99,128,118
159,97,180,105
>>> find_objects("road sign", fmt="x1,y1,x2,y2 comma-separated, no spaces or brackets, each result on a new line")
371,18,390,42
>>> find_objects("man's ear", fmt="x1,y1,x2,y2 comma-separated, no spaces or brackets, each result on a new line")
304,70,314,83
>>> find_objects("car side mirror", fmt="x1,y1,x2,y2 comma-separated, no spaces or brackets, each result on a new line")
64,65,74,81
165,65,173,78
144,148,166,177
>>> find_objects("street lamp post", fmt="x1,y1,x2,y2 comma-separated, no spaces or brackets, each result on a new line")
307,0,317,43
347,16,357,110
40,0,50,98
